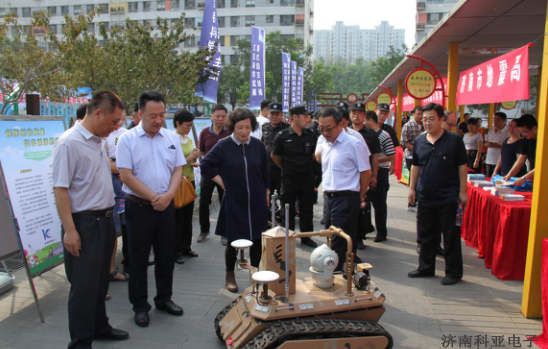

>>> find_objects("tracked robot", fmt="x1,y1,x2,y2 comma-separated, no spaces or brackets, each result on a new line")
214,197,393,349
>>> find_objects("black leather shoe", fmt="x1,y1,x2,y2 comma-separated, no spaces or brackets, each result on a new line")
156,300,184,316
357,239,366,250
96,328,129,341
408,270,435,278
301,237,318,248
441,277,461,286
374,236,387,243
134,312,149,327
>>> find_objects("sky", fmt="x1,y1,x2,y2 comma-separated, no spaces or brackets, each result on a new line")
313,0,417,47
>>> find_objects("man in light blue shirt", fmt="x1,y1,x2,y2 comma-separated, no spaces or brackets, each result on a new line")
117,91,186,327
315,107,371,270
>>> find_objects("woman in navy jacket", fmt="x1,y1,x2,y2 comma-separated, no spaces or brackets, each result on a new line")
200,108,270,292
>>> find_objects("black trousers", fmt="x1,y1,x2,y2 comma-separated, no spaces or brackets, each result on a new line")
64,211,115,349
269,166,282,196
121,223,130,274
417,202,463,279
323,192,360,270
175,181,196,257
467,150,482,173
225,238,262,272
281,179,315,232
367,168,390,239
199,177,224,233
485,164,496,178
126,200,176,313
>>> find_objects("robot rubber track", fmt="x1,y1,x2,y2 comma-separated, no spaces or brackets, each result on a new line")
241,318,394,349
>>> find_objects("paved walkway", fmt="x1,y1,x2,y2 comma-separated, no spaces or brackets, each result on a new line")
0,177,543,348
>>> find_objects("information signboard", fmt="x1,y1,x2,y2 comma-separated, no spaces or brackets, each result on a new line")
0,117,66,275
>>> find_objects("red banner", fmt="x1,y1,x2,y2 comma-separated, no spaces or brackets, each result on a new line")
456,44,530,105
421,77,446,106
402,93,415,112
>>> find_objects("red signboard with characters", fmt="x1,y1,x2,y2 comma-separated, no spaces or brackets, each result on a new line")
456,44,531,105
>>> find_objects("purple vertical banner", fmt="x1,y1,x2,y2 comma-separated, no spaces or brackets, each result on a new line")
282,52,291,112
194,0,221,103
290,61,297,107
249,26,265,110
297,67,304,105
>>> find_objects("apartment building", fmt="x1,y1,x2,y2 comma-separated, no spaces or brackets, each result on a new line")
314,20,404,63
0,0,314,64
415,0,458,43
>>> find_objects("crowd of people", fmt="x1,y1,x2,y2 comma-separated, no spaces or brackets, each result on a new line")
52,90,539,348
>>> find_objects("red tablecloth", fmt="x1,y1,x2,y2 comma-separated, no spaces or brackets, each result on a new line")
461,182,532,280
535,239,548,348
395,147,403,181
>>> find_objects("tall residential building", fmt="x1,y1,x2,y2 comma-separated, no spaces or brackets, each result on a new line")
314,21,405,64
415,0,458,43
1,0,314,65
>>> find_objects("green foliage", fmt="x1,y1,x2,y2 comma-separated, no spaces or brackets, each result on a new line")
330,45,407,96
51,11,211,108
218,32,313,107
0,10,212,114
0,14,67,114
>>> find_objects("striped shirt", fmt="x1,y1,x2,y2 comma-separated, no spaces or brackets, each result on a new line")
377,129,395,169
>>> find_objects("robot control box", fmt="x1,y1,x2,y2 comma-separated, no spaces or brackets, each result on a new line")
260,227,296,295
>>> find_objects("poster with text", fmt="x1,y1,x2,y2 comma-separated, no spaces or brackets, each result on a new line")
0,120,66,275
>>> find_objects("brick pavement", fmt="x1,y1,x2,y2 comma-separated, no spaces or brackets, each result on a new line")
0,177,542,348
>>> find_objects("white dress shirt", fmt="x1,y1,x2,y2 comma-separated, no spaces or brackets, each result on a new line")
251,115,270,139
106,127,126,159
316,129,371,192
116,124,186,196
485,126,510,165
317,127,368,148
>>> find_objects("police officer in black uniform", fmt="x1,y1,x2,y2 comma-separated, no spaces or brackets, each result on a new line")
262,102,289,220
271,105,318,248
349,102,382,249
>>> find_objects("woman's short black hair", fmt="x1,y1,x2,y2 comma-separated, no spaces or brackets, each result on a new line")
173,109,195,128
467,117,477,125
226,108,258,133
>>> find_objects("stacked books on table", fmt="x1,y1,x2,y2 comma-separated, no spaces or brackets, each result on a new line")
484,187,515,196
471,180,494,188
499,194,525,201
468,174,486,181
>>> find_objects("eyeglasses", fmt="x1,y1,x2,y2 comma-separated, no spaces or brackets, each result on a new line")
446,122,457,128
182,123,193,128
319,126,336,133
423,118,437,124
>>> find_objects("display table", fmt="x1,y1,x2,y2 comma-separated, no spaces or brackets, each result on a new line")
461,182,532,280
535,239,548,348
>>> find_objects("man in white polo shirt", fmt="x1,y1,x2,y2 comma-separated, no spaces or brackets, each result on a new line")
116,91,185,328
53,91,129,348
315,107,371,271
484,112,509,177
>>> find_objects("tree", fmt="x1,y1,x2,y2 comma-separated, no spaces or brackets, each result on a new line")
52,11,211,107
218,32,315,107
265,32,309,103
217,39,250,108
326,44,408,97
0,15,67,114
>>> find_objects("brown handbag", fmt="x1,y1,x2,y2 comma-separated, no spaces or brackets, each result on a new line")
174,176,197,208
